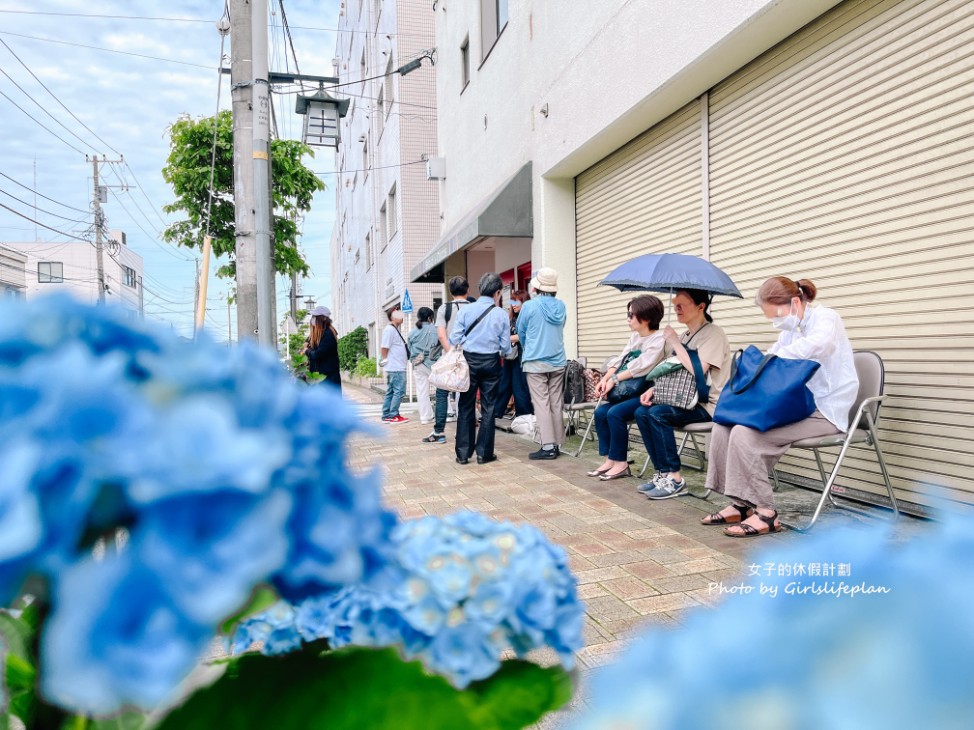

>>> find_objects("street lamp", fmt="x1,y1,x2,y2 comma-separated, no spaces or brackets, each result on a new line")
295,88,350,148
303,295,316,311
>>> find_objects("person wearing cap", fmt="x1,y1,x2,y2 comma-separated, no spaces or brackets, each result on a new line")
304,305,341,391
516,267,568,460
380,307,409,423
448,272,512,465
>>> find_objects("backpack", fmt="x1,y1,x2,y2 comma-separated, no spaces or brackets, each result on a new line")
563,359,587,405
429,302,456,361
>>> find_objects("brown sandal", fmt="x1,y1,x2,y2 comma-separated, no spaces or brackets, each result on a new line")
723,511,782,538
701,503,753,525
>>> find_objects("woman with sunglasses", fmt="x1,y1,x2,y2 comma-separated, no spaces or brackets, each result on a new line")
589,295,666,480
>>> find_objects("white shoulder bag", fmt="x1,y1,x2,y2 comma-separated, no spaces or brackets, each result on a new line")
428,304,496,393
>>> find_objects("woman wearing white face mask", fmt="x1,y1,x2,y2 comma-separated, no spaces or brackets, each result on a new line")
702,277,858,537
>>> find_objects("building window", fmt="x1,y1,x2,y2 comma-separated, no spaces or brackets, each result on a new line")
387,184,398,238
379,204,388,251
480,0,508,60
372,0,382,25
460,37,470,90
383,57,394,117
365,231,373,270
37,261,63,283
363,135,369,178
123,265,137,288
355,248,361,264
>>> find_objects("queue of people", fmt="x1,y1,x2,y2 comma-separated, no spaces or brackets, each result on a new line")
387,269,856,540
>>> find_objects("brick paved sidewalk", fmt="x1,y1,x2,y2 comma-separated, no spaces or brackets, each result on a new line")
340,383,925,726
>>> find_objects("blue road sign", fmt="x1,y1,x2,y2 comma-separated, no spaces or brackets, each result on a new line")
401,289,414,313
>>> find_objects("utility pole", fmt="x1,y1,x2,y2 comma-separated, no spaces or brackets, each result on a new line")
89,156,123,303
230,0,258,341
252,0,275,348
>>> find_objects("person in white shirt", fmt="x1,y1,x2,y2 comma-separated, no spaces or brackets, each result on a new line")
588,295,667,481
703,277,858,537
380,308,409,423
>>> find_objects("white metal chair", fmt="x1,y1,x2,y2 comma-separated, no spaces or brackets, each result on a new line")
775,350,899,531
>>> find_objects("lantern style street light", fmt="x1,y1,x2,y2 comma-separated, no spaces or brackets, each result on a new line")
295,87,350,148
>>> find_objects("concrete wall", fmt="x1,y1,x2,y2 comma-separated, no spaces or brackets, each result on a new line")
4,239,143,313
432,0,846,354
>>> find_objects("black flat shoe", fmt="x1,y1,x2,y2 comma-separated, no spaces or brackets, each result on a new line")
456,457,470,465
476,455,497,465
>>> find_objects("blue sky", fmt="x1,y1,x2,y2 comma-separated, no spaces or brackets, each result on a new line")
0,0,341,341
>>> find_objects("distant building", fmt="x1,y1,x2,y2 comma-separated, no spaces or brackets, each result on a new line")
3,230,143,314
0,244,27,298
331,0,440,356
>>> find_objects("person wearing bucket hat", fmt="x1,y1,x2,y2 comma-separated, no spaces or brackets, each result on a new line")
517,267,567,460
304,305,341,391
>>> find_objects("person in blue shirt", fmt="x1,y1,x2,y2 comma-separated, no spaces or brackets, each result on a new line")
448,272,512,465
516,268,568,460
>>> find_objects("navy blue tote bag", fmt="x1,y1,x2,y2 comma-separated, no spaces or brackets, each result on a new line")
713,346,821,432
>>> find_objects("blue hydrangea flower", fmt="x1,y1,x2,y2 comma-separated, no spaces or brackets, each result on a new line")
235,512,585,688
0,296,397,713
572,517,974,730
42,554,212,715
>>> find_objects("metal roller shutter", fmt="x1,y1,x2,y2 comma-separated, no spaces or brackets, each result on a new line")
708,0,974,508
575,102,703,363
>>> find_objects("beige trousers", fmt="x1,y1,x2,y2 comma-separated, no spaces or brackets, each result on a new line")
526,369,566,447
705,413,840,509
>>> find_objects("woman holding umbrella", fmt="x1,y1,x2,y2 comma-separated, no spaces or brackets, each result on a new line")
634,289,731,499
588,295,667,480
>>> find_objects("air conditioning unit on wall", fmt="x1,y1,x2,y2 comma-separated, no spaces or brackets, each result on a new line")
425,156,446,180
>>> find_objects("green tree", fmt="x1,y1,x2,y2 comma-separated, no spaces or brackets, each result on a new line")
161,110,325,278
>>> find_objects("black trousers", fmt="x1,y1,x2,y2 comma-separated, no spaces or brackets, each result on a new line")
456,351,502,461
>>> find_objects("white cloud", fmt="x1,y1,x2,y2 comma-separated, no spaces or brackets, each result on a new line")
0,0,342,337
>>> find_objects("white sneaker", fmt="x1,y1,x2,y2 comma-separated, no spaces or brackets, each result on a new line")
446,412,457,422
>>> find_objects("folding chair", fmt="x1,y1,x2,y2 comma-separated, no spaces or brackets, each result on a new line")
775,350,899,532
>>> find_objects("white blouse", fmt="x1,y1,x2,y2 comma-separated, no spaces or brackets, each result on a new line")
768,305,858,432
606,331,667,378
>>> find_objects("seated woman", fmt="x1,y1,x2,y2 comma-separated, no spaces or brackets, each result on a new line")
635,289,731,499
589,295,666,481
703,277,858,537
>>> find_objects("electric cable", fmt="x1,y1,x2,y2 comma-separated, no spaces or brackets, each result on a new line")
0,38,121,156
0,85,87,155
0,171,89,213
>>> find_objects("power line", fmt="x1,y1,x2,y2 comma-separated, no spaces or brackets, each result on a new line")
315,159,427,177
0,10,429,37
0,63,101,154
278,0,301,76
121,160,172,231
0,38,121,156
0,187,90,225
0,85,87,156
0,171,89,213
0,201,90,242
0,31,215,70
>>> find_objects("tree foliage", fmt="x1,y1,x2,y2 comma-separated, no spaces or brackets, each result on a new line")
161,110,325,279
338,326,369,372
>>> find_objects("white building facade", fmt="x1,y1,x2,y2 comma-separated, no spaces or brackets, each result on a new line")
420,0,974,509
331,0,441,357
0,244,27,298
3,233,144,314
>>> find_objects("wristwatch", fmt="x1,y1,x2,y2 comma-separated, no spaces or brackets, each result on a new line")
611,373,619,383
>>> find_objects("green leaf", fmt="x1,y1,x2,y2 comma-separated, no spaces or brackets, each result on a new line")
155,646,572,730
219,586,279,636
1,609,38,726
465,661,574,730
